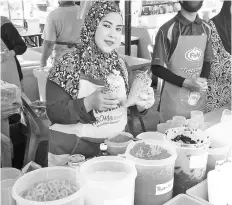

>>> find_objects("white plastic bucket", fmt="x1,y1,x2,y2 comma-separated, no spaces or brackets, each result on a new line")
12,167,84,205
1,168,23,205
80,156,137,205
207,163,232,205
207,139,230,173
165,127,211,196
124,140,177,205
33,67,50,101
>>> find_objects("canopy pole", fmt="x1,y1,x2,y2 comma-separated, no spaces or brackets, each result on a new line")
7,0,11,20
124,0,131,56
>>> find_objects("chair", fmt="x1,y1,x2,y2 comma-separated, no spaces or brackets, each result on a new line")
1,133,13,167
22,98,49,167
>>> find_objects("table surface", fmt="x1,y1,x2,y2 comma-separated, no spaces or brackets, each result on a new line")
123,55,151,71
19,48,151,71
204,103,231,126
21,32,42,37
121,35,139,43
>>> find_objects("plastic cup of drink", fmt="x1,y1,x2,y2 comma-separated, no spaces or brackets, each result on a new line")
221,109,232,123
172,116,186,128
186,119,200,129
191,110,204,129
157,123,172,134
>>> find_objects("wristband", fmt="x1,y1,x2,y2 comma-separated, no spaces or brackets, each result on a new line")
139,109,148,115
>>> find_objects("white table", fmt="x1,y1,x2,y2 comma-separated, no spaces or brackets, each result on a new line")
204,103,231,126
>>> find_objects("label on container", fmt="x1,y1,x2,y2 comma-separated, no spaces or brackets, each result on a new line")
215,159,226,169
104,196,131,205
190,154,208,169
156,178,174,195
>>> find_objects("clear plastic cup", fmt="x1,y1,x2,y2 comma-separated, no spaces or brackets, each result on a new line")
221,109,232,123
186,119,200,129
190,110,204,129
157,123,172,134
172,116,186,128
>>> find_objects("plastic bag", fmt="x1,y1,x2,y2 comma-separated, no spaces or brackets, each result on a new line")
1,80,21,118
22,161,42,174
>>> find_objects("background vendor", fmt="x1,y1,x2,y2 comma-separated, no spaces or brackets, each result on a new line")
40,0,84,67
151,0,214,122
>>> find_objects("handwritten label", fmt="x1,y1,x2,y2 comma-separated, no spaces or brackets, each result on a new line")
156,178,174,195
190,154,208,169
104,196,131,205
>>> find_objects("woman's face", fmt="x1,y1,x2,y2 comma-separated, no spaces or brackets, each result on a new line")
95,12,123,53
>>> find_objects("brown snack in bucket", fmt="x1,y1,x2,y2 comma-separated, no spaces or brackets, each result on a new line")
108,134,132,143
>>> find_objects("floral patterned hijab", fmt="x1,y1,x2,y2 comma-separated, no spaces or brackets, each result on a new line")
48,1,129,99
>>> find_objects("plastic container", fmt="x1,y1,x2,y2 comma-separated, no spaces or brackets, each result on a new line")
186,180,211,205
207,163,232,205
1,168,23,205
105,132,133,155
124,140,177,205
163,194,206,205
172,116,186,128
191,110,204,130
136,132,164,140
33,67,50,101
12,167,84,205
165,127,211,196
80,156,137,205
157,123,172,134
206,139,230,173
1,167,23,182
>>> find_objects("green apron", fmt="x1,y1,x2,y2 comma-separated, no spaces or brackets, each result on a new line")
160,23,207,122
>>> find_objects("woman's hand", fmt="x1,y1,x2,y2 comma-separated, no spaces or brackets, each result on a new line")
84,88,120,112
136,87,155,111
183,77,208,92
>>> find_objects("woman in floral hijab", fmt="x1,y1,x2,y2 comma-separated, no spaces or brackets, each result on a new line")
46,1,154,158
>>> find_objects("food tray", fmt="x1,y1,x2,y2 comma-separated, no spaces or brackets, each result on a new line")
186,180,213,205
164,194,207,205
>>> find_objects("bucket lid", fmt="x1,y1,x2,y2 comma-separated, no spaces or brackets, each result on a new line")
165,127,211,149
124,140,177,166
